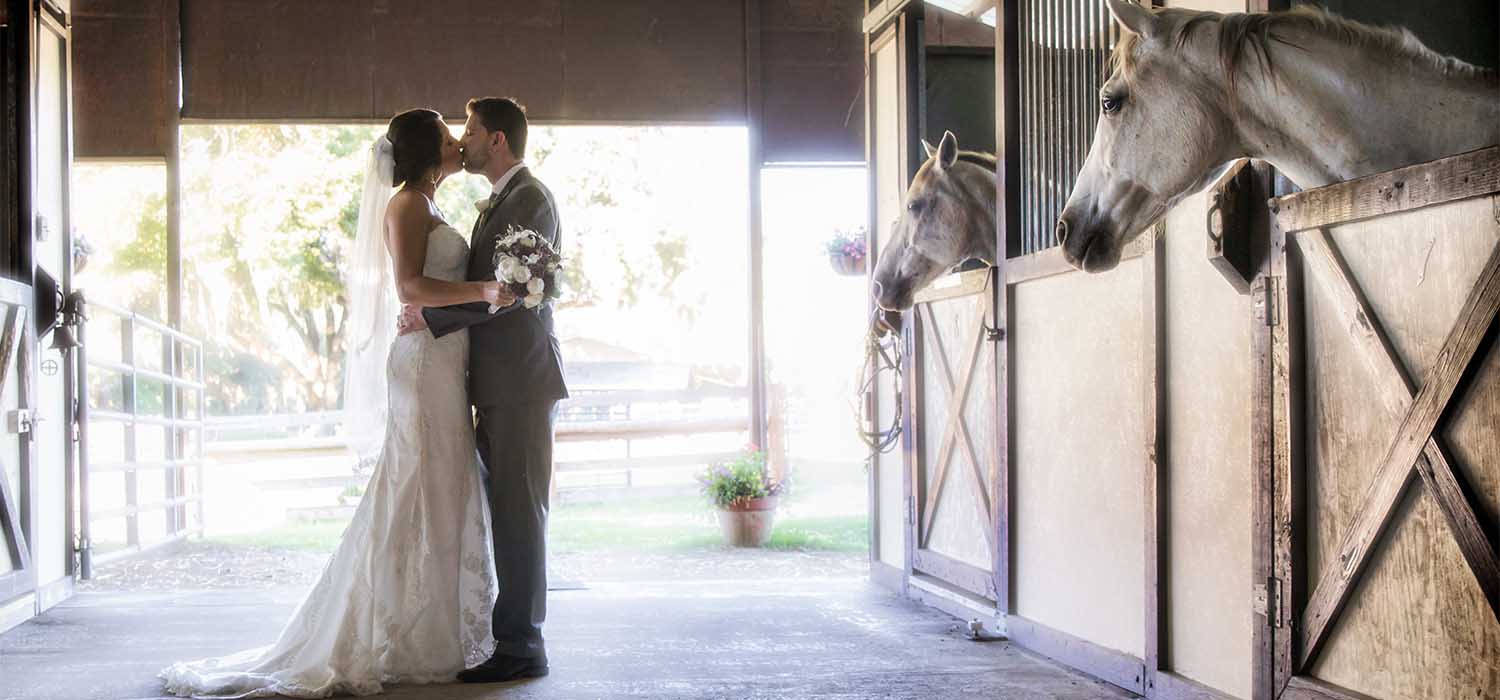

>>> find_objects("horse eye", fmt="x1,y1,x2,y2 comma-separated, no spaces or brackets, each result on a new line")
1101,95,1124,115
907,199,925,213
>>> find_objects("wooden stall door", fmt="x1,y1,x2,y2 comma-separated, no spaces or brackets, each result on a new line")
1265,148,1500,700
907,270,1001,602
0,282,35,620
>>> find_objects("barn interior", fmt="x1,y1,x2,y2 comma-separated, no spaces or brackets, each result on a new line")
0,1,1496,700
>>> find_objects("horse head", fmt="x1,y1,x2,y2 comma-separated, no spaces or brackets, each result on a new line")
1058,0,1497,273
1056,0,1242,272
872,131,997,311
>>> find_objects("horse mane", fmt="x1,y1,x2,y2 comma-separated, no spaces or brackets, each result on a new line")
1111,5,1496,88
955,150,997,172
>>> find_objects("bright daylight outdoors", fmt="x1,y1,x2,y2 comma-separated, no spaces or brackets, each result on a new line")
71,124,870,590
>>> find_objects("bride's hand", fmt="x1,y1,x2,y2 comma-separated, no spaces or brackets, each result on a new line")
482,281,516,308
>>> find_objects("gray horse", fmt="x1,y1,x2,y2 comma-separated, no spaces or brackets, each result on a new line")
871,130,997,311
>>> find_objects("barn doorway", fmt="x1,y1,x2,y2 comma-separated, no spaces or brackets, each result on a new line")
69,123,876,596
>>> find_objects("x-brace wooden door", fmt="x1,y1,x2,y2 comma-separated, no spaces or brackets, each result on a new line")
907,268,1002,601
0,279,35,609
1258,147,1500,700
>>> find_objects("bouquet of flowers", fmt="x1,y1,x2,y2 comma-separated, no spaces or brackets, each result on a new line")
491,225,563,313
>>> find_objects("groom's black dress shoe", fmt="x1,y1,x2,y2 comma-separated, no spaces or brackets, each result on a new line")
457,654,549,683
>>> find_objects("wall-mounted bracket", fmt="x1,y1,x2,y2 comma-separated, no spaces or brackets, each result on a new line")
1205,159,1256,294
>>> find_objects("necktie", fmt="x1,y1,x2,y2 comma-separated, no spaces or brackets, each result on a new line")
476,193,500,231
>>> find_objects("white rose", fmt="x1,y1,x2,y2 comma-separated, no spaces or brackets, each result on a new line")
513,265,532,284
527,278,545,295
523,293,544,308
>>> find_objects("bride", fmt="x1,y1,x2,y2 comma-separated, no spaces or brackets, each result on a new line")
161,109,512,698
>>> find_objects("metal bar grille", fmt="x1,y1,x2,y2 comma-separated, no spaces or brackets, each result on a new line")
1018,0,1117,255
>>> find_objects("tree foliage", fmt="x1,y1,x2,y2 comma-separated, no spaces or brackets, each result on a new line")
103,124,706,417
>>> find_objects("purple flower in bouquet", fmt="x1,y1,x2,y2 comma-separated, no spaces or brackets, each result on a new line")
492,225,564,312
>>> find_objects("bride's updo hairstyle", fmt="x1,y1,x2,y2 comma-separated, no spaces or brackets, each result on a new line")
385,108,445,188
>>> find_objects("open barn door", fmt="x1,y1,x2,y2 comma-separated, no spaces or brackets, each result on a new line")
0,0,76,634
862,2,923,592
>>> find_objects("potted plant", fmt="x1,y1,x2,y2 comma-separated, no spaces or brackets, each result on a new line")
697,446,786,547
825,227,868,276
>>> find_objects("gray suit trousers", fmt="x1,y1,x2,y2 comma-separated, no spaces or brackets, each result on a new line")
474,401,556,659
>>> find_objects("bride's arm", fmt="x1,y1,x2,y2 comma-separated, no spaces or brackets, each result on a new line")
386,191,509,308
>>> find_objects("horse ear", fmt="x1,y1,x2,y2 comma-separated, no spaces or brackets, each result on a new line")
937,131,958,170
1106,0,1158,38
922,139,938,160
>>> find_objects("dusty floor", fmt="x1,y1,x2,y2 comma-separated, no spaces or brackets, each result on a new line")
2,577,1134,700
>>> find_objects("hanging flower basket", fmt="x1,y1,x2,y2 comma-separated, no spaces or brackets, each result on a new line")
828,251,866,276
825,227,868,277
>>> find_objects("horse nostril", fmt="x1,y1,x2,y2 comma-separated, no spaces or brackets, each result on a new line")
1055,219,1069,246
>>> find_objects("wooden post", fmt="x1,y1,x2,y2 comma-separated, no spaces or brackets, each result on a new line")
992,0,1019,617
765,381,788,485
744,0,768,451
121,315,138,548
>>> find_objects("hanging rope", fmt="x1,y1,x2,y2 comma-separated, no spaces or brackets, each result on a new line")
854,307,904,455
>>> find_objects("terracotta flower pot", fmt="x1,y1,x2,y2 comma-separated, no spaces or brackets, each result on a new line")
829,251,866,276
716,496,779,547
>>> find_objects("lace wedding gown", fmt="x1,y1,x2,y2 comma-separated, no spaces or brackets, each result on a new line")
162,225,497,698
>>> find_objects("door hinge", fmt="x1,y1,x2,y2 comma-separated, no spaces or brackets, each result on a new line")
1254,577,1284,628
1263,277,1280,327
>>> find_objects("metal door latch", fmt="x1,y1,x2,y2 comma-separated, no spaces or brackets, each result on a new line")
9,409,33,435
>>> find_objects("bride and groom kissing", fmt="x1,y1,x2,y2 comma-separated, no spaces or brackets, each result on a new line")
161,97,567,698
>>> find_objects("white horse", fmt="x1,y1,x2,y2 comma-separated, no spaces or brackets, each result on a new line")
1057,0,1499,272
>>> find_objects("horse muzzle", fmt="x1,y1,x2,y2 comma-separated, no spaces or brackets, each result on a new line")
1055,213,1123,273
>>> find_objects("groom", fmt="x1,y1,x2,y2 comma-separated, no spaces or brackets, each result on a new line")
397,96,567,683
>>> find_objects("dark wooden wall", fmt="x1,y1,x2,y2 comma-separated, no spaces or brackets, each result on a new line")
1,0,27,278
1307,0,1497,70
72,0,866,163
761,0,864,162
72,0,174,160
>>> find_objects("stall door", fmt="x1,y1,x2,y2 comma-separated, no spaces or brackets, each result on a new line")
0,281,35,630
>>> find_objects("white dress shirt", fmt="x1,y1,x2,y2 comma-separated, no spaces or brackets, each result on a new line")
491,161,527,196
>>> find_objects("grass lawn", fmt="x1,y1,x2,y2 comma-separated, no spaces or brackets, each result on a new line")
209,491,869,556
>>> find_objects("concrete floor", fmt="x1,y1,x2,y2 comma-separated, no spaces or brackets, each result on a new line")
1,577,1133,700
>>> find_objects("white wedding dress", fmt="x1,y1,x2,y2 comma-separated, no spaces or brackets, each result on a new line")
161,224,498,698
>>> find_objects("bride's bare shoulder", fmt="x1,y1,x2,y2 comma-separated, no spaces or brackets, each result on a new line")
385,189,436,234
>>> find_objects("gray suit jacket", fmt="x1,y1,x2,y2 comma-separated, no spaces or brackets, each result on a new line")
422,167,568,406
